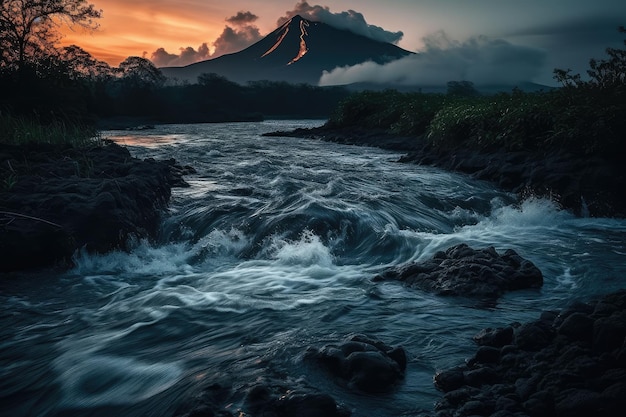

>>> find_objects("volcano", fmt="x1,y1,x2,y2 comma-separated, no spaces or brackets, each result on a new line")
160,15,412,85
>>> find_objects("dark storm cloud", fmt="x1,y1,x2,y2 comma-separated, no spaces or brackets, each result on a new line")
278,1,403,44
320,32,547,86
150,10,263,66
503,14,625,82
226,11,259,26
507,15,624,47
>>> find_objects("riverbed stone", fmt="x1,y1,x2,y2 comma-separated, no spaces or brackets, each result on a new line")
304,334,406,393
373,243,543,298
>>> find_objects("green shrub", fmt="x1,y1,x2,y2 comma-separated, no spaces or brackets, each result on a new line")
427,93,555,151
327,90,449,136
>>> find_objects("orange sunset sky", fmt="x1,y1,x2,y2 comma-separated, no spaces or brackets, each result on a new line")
59,0,626,86
59,0,423,66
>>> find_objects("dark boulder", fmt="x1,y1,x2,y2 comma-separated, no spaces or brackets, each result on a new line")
304,334,406,393
373,243,543,298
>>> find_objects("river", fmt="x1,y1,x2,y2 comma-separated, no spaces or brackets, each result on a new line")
1,120,625,416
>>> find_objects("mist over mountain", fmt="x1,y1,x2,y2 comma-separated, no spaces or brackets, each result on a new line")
160,15,412,85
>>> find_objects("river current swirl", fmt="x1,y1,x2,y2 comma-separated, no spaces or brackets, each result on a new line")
1,120,625,416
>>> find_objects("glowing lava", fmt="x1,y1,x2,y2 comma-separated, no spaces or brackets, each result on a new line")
288,19,309,65
261,20,291,58
261,17,310,65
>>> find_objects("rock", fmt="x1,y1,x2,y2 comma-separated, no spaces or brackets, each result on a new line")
244,382,350,417
276,392,346,417
434,367,465,392
555,388,603,417
514,321,555,351
429,291,626,417
464,367,501,387
473,326,515,347
0,141,190,273
470,346,501,364
304,334,406,393
373,243,543,298
593,312,626,353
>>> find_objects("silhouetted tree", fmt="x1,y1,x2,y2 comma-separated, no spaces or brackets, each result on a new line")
58,44,112,80
118,56,166,88
554,26,625,89
0,0,101,73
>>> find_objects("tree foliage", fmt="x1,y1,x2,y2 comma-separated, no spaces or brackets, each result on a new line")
554,26,626,89
118,56,165,88
0,0,102,72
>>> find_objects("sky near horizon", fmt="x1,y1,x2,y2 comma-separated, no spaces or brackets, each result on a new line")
59,0,626,86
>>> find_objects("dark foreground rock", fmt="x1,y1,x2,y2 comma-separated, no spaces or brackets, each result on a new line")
265,126,626,218
429,290,626,417
175,373,351,417
373,243,543,299
304,334,407,393
0,141,193,272
177,333,405,416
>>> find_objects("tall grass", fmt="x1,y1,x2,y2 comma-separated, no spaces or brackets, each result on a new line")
326,87,625,157
0,113,102,147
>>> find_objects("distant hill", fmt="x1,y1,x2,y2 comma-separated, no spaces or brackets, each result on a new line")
161,15,413,85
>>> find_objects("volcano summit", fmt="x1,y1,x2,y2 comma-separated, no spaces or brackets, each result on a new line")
160,15,412,85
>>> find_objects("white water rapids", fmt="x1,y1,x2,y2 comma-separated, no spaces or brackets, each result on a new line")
1,120,625,417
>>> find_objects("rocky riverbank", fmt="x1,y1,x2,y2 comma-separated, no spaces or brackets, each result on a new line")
0,140,193,273
430,289,626,417
176,288,626,417
264,126,626,218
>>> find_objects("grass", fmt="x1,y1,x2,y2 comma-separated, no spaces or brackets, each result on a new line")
0,113,102,147
326,86,626,157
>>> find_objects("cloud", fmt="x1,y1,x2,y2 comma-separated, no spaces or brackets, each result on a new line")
150,10,262,67
212,25,262,57
226,11,259,26
319,32,547,87
277,1,403,44
151,44,211,67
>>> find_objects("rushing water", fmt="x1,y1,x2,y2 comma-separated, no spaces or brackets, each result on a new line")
2,120,626,417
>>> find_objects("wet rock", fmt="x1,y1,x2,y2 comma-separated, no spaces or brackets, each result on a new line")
429,290,626,417
469,346,501,365
434,367,465,392
304,334,406,393
373,243,543,299
473,326,515,348
0,141,190,272
514,320,554,351
244,382,350,417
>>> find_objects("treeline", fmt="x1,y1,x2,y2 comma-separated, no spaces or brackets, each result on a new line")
327,28,626,159
0,51,350,127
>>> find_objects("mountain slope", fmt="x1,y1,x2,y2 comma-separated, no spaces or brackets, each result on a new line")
161,15,413,85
